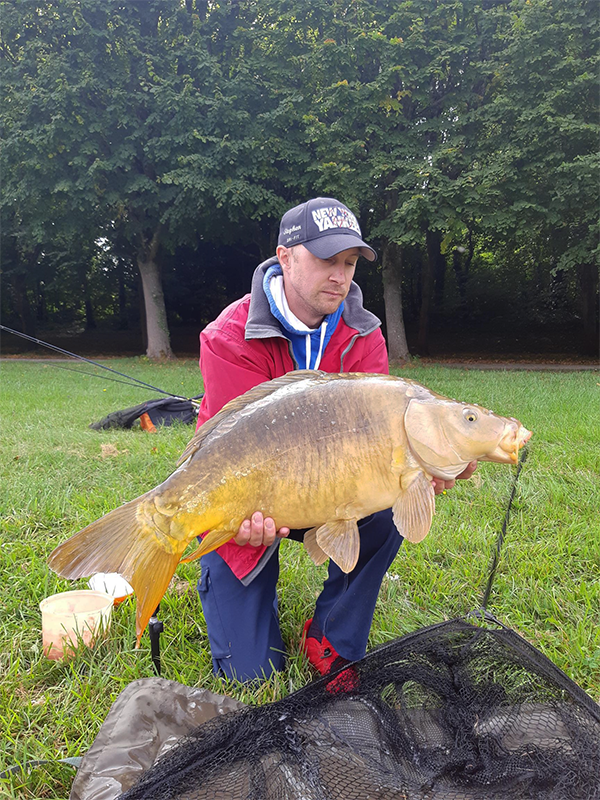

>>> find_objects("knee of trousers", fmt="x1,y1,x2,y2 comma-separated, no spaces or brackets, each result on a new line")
197,552,286,682
358,508,403,559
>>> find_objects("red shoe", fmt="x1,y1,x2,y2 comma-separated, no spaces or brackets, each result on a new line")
302,618,347,675
302,619,359,693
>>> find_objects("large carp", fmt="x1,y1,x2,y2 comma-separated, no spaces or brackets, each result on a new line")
48,371,531,645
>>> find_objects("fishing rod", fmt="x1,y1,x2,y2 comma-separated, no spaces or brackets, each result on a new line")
49,361,190,395
0,325,196,402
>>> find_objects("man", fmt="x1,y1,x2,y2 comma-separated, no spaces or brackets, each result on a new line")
195,197,475,682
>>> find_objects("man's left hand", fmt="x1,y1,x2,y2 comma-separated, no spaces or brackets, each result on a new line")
431,460,477,496
234,511,290,547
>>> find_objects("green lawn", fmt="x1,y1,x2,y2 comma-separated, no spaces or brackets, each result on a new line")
1,359,599,799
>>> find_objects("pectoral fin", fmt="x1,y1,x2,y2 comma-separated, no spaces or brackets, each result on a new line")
400,468,424,491
303,528,329,566
313,520,360,573
393,470,435,543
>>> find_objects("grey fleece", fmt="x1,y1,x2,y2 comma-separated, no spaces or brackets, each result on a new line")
245,257,382,342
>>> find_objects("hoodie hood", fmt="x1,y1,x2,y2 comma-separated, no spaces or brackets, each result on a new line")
245,258,381,345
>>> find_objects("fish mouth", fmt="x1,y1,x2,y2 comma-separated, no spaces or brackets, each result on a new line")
481,422,532,464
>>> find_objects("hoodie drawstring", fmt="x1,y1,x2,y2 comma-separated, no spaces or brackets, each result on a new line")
313,323,327,370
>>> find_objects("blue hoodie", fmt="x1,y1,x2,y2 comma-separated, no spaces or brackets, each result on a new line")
263,263,344,369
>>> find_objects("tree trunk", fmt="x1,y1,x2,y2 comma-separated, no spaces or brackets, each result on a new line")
576,262,599,355
452,250,467,303
451,228,473,316
37,279,47,323
381,239,410,364
252,218,277,262
137,229,175,360
117,260,129,330
11,271,36,338
138,272,147,351
79,269,96,330
432,232,446,311
417,229,438,355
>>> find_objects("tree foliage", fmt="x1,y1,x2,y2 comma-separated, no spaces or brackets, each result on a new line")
1,0,597,358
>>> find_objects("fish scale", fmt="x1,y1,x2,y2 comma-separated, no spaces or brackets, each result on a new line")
48,370,531,647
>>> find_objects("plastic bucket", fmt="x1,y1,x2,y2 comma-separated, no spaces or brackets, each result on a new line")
88,572,134,606
40,590,113,660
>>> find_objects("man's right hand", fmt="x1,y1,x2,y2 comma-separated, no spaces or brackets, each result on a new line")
234,511,290,547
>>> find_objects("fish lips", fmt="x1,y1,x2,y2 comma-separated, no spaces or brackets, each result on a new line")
479,423,532,464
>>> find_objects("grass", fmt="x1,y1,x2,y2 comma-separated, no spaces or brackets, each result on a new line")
0,358,599,798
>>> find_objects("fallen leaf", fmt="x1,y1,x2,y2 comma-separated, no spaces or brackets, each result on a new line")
100,444,129,458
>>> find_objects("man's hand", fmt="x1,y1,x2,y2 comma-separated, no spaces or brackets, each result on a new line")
431,460,477,496
234,511,290,547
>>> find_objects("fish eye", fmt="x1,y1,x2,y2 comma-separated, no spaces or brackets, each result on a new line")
463,408,478,423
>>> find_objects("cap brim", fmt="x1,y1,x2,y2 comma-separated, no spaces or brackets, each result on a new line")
304,234,377,262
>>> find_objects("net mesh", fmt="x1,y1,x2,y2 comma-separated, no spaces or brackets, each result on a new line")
119,619,600,800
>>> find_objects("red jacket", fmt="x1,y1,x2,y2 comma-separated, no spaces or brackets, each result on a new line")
196,257,389,581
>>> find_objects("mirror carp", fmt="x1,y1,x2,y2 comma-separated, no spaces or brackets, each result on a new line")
48,371,532,645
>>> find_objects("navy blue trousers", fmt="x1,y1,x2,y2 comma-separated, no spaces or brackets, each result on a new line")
197,508,402,682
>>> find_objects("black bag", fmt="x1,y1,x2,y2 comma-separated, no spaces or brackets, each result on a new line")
89,397,200,431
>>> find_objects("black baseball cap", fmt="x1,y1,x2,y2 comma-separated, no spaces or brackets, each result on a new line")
277,197,377,262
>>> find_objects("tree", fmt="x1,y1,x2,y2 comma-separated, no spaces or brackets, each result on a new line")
285,0,512,356
1,1,110,337
2,0,597,358
1,0,308,357
473,0,599,352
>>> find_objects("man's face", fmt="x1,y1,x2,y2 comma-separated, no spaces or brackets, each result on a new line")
276,244,359,328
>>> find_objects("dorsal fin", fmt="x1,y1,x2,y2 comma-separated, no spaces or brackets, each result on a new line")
176,369,329,466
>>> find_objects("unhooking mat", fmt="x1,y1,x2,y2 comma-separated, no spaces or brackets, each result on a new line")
69,679,244,800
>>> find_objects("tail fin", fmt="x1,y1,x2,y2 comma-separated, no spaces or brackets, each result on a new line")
48,495,184,647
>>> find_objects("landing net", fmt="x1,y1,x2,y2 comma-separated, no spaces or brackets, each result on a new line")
119,618,600,799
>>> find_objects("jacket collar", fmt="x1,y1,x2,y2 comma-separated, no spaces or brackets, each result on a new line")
245,257,381,341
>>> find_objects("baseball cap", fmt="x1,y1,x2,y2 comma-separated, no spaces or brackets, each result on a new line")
277,197,377,262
